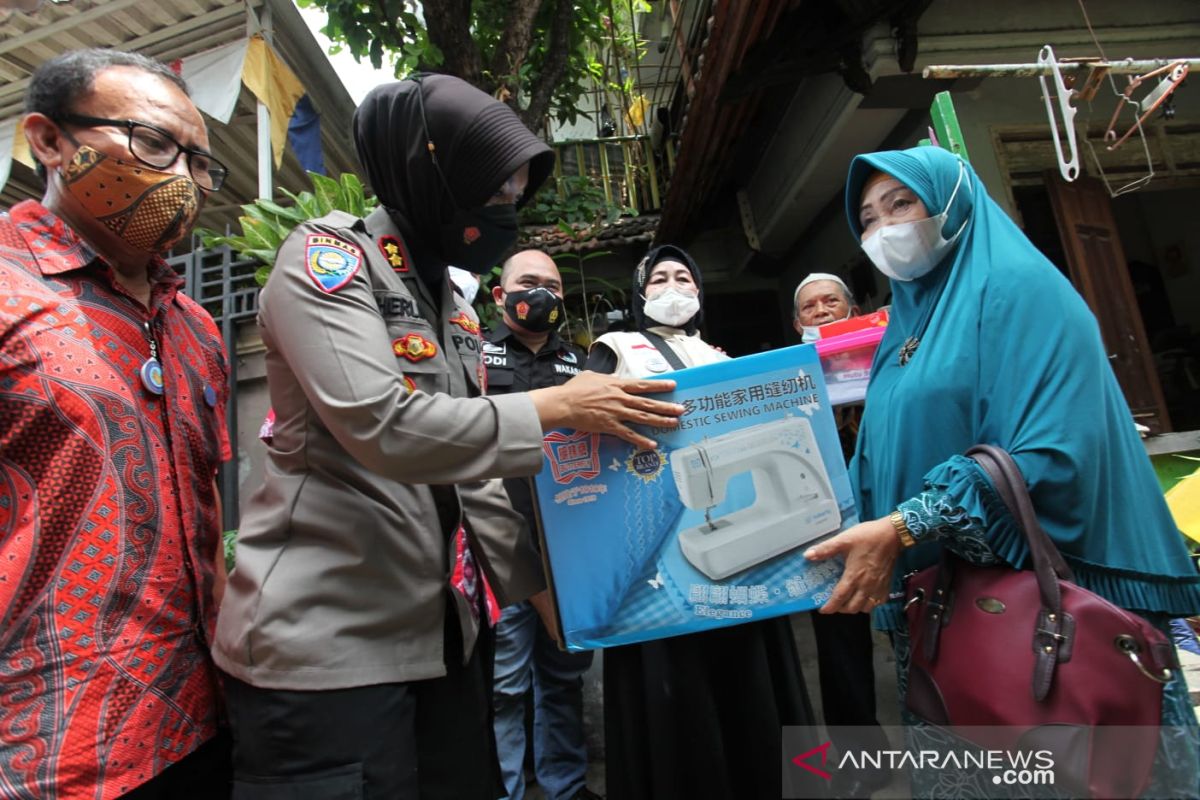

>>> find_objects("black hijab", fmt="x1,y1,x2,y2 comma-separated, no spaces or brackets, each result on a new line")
631,243,705,334
352,74,554,281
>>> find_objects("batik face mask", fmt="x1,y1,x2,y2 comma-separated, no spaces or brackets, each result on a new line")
59,145,202,253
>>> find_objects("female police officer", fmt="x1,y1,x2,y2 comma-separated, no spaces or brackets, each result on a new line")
214,75,682,799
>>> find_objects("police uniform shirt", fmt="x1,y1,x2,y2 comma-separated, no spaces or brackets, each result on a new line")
213,208,546,691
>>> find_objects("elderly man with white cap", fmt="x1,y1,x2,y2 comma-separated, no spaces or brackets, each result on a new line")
793,271,860,336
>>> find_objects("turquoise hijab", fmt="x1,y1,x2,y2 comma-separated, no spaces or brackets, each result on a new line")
844,145,1200,617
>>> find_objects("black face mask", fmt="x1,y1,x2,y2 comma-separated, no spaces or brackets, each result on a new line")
441,204,519,274
504,286,564,333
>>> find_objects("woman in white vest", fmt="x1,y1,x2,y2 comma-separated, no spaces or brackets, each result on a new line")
586,245,815,800
587,245,726,375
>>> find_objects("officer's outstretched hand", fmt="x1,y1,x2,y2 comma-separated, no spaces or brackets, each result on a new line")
529,370,683,451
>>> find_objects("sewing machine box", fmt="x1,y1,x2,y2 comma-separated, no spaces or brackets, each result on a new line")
532,344,857,651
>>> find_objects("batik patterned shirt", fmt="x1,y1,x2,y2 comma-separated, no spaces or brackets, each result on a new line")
0,200,230,799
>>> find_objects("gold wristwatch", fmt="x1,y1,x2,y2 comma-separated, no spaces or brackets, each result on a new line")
890,510,916,548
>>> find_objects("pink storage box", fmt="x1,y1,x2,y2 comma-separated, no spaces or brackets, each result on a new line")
814,326,886,406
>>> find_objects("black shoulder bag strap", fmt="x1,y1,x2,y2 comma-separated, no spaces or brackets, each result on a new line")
639,330,687,371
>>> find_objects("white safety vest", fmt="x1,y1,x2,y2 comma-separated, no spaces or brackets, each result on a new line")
592,326,729,378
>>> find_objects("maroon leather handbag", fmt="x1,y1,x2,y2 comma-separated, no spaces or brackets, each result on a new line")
902,445,1179,799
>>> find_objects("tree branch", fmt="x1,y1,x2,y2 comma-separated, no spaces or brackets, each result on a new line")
520,0,574,129
488,0,544,103
422,0,483,85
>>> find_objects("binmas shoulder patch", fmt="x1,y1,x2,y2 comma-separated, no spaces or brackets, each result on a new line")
305,233,363,293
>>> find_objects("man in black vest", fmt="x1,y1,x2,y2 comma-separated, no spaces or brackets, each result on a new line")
486,249,599,800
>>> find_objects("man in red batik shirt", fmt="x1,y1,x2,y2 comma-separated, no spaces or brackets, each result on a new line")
0,49,233,799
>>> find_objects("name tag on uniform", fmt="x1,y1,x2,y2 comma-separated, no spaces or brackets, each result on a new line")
482,340,508,367
554,363,580,375
375,292,422,321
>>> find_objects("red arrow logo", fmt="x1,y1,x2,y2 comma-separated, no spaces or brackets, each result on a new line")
791,740,833,780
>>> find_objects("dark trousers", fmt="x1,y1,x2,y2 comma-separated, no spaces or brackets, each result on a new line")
810,611,890,752
223,614,501,800
118,732,232,799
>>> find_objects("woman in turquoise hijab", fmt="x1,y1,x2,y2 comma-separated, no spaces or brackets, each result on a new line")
804,145,1200,797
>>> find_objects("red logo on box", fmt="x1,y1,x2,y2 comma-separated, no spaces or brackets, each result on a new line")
542,430,601,484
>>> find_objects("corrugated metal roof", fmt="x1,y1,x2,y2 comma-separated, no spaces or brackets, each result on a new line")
0,0,362,235
654,0,794,243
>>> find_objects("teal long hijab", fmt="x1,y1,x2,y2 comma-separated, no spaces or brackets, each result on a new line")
844,145,1200,617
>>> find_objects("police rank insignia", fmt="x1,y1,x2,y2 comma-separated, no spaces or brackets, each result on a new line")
393,332,438,362
305,234,362,293
378,235,409,273
449,311,481,335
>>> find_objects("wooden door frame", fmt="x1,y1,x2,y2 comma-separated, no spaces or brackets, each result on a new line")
988,127,1173,432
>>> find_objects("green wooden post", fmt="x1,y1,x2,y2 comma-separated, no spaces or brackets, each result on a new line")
927,90,970,162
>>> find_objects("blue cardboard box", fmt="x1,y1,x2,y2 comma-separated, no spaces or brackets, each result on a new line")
532,343,856,651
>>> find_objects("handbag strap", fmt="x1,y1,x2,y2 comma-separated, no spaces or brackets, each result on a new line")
965,444,1075,701
966,445,1075,585
640,330,688,371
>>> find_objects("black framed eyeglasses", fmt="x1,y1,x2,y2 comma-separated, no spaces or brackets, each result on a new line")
55,113,229,192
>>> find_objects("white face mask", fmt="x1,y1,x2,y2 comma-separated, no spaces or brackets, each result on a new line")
799,309,852,343
643,287,700,328
860,162,969,282
447,266,481,304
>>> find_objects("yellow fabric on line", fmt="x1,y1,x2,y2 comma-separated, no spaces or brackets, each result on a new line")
242,34,306,168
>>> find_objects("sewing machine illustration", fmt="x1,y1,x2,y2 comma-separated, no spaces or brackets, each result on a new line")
670,417,841,580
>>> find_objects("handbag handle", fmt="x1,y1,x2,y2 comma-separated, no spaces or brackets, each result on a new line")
965,445,1074,588
964,444,1075,701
